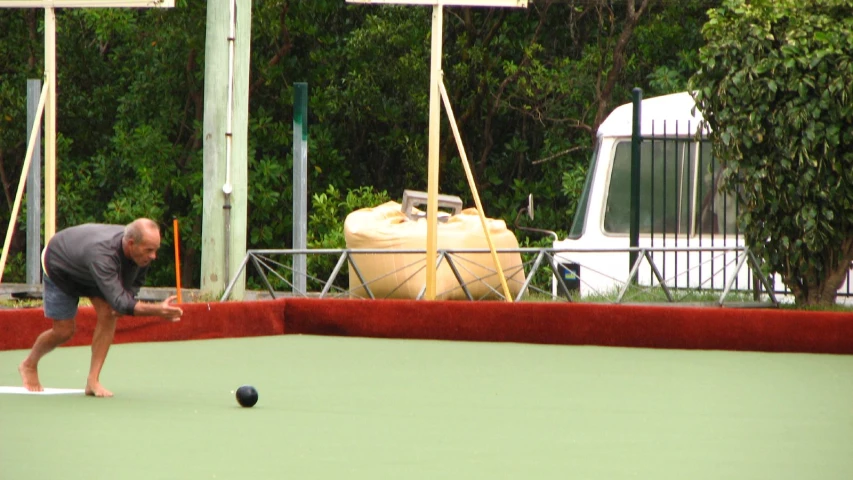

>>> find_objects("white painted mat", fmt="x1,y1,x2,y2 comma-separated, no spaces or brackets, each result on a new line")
0,386,85,395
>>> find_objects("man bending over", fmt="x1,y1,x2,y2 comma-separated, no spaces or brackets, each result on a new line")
19,218,183,397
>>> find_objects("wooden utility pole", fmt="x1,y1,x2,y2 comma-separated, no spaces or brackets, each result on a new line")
201,0,251,299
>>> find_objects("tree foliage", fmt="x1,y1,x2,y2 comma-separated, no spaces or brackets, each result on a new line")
689,0,853,305
0,0,709,287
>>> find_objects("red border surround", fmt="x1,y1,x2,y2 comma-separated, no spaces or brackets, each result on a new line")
0,299,286,351
284,298,853,354
1,298,851,354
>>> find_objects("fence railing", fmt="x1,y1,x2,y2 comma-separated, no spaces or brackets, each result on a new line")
222,246,785,307
627,109,851,301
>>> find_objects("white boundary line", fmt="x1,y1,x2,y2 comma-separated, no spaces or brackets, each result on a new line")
0,386,84,395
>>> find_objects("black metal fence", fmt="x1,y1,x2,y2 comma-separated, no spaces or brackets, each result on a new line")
628,91,851,297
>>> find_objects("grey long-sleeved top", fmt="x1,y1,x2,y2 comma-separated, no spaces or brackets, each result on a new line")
43,224,148,315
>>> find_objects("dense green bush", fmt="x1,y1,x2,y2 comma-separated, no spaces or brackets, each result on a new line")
690,0,853,305
0,1,708,289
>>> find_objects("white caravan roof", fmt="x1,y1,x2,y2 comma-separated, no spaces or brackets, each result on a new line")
597,91,706,138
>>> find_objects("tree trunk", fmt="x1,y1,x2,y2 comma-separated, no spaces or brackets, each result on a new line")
793,239,853,306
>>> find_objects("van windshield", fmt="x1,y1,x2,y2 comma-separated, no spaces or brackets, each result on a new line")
603,139,737,237
567,143,599,239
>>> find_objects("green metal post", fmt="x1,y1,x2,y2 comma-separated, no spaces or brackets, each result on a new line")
629,88,642,283
293,82,309,294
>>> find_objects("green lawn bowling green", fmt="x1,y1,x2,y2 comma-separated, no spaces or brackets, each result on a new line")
1,335,852,480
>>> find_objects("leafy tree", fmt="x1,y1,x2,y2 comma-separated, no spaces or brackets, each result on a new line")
0,0,711,291
436,0,708,238
689,0,853,305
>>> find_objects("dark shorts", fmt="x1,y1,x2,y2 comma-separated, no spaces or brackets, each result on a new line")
43,274,79,321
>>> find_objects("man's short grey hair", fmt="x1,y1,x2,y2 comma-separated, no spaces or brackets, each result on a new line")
124,218,159,243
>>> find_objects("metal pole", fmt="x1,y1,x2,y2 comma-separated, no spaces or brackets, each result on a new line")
629,87,642,283
292,82,308,295
221,0,237,285
26,79,43,286
0,84,47,283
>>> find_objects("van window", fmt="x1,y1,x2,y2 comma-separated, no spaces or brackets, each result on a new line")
568,143,599,239
603,139,737,236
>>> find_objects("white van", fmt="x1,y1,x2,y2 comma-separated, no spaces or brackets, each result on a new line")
551,91,850,300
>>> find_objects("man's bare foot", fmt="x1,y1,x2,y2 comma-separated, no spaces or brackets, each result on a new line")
18,362,43,392
85,381,113,398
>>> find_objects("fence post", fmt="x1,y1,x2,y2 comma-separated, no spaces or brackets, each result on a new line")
292,82,308,294
629,88,642,283
26,79,43,287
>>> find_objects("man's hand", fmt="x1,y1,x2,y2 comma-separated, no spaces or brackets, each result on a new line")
133,295,184,321
158,295,183,321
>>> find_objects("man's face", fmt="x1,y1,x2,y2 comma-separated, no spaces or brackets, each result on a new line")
129,228,160,267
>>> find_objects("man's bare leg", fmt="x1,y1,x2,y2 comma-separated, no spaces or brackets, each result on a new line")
19,320,77,392
86,297,119,398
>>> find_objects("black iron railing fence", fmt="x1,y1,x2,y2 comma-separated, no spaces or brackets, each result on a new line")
628,92,850,298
